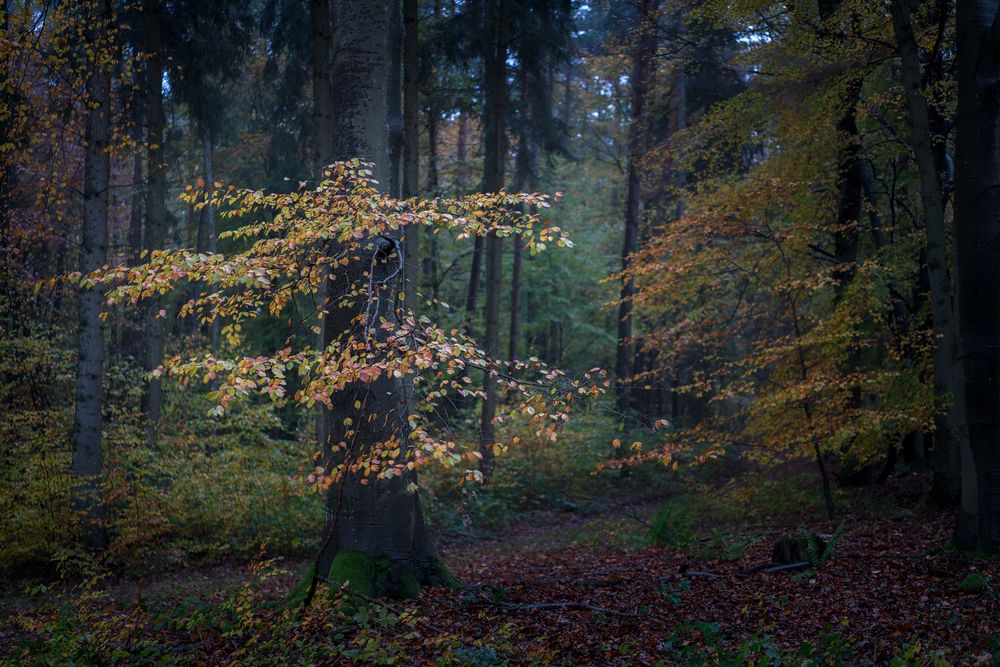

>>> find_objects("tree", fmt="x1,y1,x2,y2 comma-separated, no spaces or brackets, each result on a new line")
140,0,168,450
953,0,1000,548
478,0,511,478
615,0,658,413
72,0,114,549
889,0,965,504
402,0,420,309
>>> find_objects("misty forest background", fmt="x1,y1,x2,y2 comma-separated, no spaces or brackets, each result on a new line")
3,0,1000,664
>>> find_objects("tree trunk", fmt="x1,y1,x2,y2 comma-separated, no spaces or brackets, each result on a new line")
615,0,658,413
890,0,966,505
402,0,419,309
478,0,510,479
123,122,145,361
954,0,1000,547
141,0,167,451
312,0,334,170
195,128,219,352
509,129,532,368
310,0,446,599
72,0,112,550
312,0,334,460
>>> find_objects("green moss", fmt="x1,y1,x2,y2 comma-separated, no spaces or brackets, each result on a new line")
428,557,461,588
395,568,421,599
958,572,990,594
284,565,316,608
328,550,383,599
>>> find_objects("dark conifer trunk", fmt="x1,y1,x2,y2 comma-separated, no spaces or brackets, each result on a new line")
72,0,112,549
616,0,658,412
479,0,510,479
141,0,167,450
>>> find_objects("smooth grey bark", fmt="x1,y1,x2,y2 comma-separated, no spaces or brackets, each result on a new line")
141,0,167,450
890,0,966,504
615,0,658,413
479,0,510,479
72,0,112,549
954,0,1000,547
402,0,420,309
311,0,443,597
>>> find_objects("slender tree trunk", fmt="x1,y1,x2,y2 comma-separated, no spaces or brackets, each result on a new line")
423,110,440,308
195,128,219,352
72,0,112,549
509,130,532,367
312,0,334,171
312,0,334,459
616,0,658,413
890,0,966,504
402,0,419,309
141,0,167,450
308,0,445,600
123,123,144,360
954,0,1000,547
478,0,510,479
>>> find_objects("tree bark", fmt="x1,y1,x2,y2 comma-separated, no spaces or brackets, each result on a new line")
402,0,420,309
141,0,167,451
954,0,1000,547
311,0,445,598
478,0,510,479
72,0,113,550
890,0,966,505
616,0,658,413
195,128,219,352
312,0,334,170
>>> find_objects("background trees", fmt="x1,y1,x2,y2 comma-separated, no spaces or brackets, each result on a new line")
3,0,1000,597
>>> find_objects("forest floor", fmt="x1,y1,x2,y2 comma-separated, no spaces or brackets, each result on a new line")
2,472,999,665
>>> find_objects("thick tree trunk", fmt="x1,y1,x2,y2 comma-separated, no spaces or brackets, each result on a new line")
141,0,167,450
890,0,966,504
954,0,1000,547
72,0,112,550
310,0,445,599
616,0,658,413
402,0,419,309
478,0,510,479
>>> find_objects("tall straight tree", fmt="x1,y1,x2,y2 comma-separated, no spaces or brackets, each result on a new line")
479,0,511,478
615,0,658,412
889,0,965,504
313,0,334,458
954,0,1000,547
140,0,167,449
402,0,420,308
308,0,446,598
72,0,113,549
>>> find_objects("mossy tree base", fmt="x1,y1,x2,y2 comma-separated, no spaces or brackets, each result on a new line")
326,550,458,600
289,553,459,608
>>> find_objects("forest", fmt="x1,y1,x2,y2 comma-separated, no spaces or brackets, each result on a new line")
2,0,1000,663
